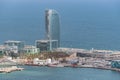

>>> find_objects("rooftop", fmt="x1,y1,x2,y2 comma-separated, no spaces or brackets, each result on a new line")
36,40,58,43
4,40,23,43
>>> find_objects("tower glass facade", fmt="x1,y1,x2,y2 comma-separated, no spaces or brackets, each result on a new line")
45,9,60,50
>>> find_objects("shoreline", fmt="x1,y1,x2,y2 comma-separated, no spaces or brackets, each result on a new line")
1,64,120,73
23,64,120,72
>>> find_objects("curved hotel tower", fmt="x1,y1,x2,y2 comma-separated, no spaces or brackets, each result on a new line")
45,9,60,50
36,9,60,51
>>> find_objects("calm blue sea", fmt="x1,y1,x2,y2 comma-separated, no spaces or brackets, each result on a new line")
0,66,120,80
0,0,120,50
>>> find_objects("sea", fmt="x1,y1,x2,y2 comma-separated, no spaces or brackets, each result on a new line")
0,0,120,50
0,66,120,80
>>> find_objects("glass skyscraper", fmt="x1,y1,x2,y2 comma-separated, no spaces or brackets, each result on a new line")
45,9,60,50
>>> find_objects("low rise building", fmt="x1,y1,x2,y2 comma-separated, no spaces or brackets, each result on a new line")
36,40,58,51
24,45,40,54
4,40,25,54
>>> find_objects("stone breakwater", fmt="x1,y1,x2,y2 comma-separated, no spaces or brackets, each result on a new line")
0,66,24,73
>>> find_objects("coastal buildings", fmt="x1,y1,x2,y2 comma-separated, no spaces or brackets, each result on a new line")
4,40,24,54
23,45,40,54
36,40,58,51
0,40,40,56
45,9,60,50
